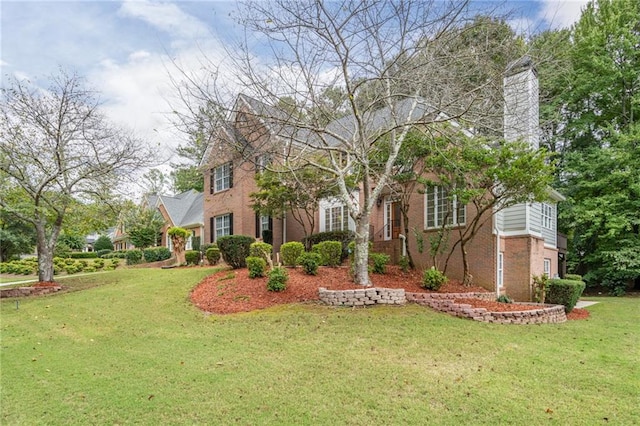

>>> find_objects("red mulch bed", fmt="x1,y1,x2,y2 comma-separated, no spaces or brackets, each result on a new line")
31,281,59,287
566,308,590,320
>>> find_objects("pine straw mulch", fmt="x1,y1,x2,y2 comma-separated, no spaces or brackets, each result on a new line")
190,265,590,320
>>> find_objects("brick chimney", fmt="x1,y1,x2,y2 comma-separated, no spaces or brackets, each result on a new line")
504,56,539,149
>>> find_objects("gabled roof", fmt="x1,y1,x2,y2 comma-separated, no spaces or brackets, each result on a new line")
157,190,204,228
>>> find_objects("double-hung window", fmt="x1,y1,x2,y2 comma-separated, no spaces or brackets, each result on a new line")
215,214,232,240
325,205,349,232
425,186,466,229
211,163,232,193
542,203,553,230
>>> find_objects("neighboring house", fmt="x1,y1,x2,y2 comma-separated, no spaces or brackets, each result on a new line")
147,190,205,252
201,57,564,301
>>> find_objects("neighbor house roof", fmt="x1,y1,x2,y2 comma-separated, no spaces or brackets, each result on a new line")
156,190,204,228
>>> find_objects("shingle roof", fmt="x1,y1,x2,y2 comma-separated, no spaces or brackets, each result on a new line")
158,190,204,228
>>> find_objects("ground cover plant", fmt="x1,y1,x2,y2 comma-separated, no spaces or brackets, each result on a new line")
1,268,638,425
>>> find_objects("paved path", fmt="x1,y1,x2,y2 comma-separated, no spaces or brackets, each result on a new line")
0,271,111,287
575,300,599,308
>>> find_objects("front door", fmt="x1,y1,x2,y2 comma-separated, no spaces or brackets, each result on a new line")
391,202,401,239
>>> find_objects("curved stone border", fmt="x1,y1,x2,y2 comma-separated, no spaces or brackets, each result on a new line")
406,292,566,324
0,285,63,298
317,287,566,324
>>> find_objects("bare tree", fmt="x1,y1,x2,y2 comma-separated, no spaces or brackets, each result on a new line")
0,70,155,282
176,0,517,285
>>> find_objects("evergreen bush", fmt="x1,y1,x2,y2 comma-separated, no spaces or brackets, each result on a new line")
421,267,448,290
249,242,273,263
303,231,354,260
217,235,255,269
280,242,305,267
125,249,144,265
205,246,221,265
369,252,390,274
185,250,200,265
246,256,267,278
312,241,343,267
546,278,586,313
297,252,321,275
267,266,288,292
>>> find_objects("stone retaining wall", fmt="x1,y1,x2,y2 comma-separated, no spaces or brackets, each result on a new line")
406,292,566,324
318,287,566,324
318,287,405,306
1,285,63,298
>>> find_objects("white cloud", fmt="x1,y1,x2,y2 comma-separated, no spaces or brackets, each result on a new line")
118,0,211,40
538,0,589,29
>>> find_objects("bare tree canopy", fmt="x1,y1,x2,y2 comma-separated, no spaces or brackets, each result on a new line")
0,70,156,281
177,0,530,285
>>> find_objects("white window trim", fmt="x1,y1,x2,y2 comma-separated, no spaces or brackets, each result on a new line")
542,203,553,230
215,214,231,240
497,252,504,288
319,195,356,232
214,163,231,192
543,258,551,278
424,186,466,230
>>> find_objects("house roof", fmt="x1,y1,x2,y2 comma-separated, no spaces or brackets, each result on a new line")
157,190,204,228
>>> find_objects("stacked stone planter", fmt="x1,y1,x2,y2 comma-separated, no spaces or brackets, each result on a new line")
318,287,405,306
318,287,567,324
406,292,567,324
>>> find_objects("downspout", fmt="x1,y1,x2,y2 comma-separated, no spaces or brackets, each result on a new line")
399,234,406,257
494,211,501,297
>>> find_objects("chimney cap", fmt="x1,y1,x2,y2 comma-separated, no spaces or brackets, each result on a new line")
505,55,537,77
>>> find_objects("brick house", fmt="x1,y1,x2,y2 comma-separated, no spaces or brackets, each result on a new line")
200,58,564,301
147,190,204,251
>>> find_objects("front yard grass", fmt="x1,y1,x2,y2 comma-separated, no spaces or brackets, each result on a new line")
1,268,638,425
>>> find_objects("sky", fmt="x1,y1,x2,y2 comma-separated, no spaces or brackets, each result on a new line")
0,0,589,182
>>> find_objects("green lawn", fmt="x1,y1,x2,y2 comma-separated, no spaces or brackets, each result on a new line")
1,268,638,425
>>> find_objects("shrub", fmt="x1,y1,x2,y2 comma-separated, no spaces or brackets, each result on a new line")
421,267,448,291
369,252,390,274
143,247,172,262
93,235,114,252
546,278,586,313
312,241,343,267
109,259,120,269
297,252,321,275
54,242,71,258
532,274,549,303
246,256,267,278
565,273,583,281
97,249,113,258
496,294,513,304
185,250,200,265
70,252,98,259
267,266,288,292
125,249,144,265
249,242,273,263
399,255,410,273
93,259,105,269
303,231,354,260
217,235,255,269
280,242,305,267
205,246,221,265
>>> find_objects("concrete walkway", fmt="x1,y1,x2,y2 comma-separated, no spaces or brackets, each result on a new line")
575,300,599,308
0,271,111,287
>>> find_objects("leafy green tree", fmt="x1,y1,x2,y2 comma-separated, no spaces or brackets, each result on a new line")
554,0,640,293
171,166,203,193
0,209,36,261
0,71,153,281
142,168,169,196
58,233,85,251
93,235,114,252
421,134,554,285
122,205,165,249
251,159,345,243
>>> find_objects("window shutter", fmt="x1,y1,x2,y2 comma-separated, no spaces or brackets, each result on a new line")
255,214,260,238
209,217,214,243
268,216,273,230
229,164,233,188
229,213,234,235
209,169,214,194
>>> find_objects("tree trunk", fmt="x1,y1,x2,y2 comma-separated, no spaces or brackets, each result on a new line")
36,225,56,282
352,218,371,286
172,237,186,265
461,242,473,286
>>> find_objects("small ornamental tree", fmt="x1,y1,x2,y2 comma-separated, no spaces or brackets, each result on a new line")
93,235,114,252
167,227,190,265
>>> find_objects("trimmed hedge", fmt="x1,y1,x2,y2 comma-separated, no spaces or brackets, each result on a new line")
125,249,144,265
302,231,354,260
312,241,343,267
280,242,305,267
143,247,171,262
546,278,586,313
249,242,273,263
297,252,321,275
246,256,267,278
205,246,221,265
217,235,255,269
565,273,583,281
70,252,98,259
97,249,113,258
185,250,200,265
